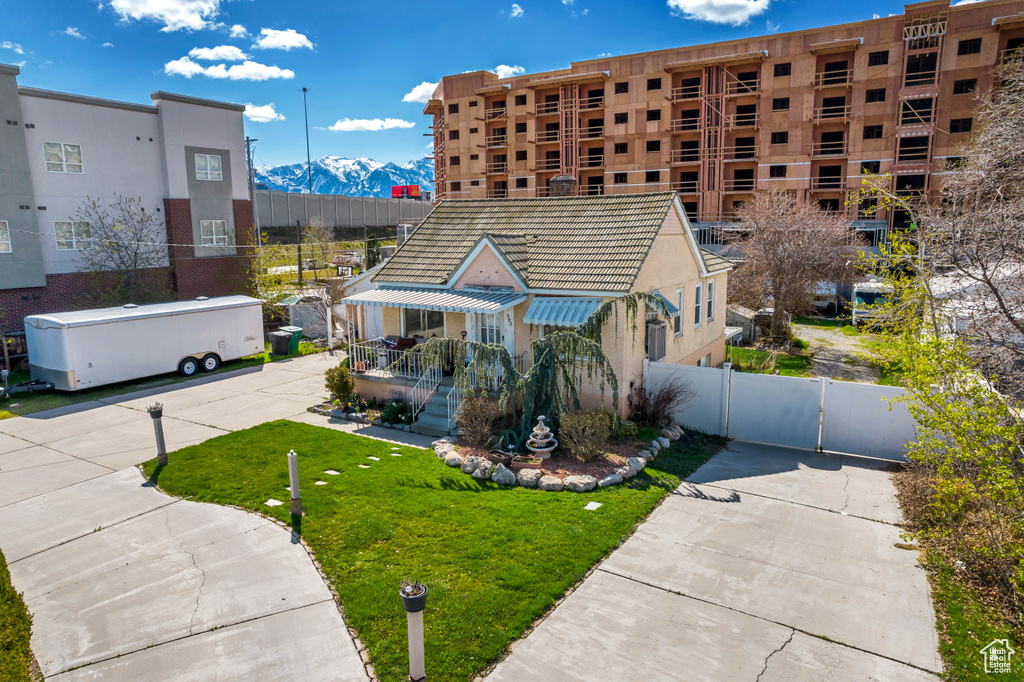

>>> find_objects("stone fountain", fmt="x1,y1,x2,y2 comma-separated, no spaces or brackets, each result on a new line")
526,415,557,459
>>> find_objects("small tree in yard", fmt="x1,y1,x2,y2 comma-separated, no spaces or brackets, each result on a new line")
727,191,862,337
73,194,174,305
324,363,354,404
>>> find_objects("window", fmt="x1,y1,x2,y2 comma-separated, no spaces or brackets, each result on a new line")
469,127,479,134
44,142,84,173
614,172,627,184
451,181,461,191
515,122,527,133
614,142,628,154
774,62,791,77
694,283,703,327
858,197,878,219
448,103,459,114
865,88,886,103
646,140,661,152
868,50,889,66
615,81,629,94
861,160,881,174
54,221,91,250
614,112,628,124
470,180,479,186
770,131,788,145
769,164,787,178
515,150,527,161
707,280,714,322
950,117,973,133
515,177,528,188
448,130,460,140
772,97,790,111
958,38,981,55
953,78,977,94
200,219,228,247
450,155,460,166
647,77,662,90
477,312,503,345
468,100,478,107
0,220,10,253
514,94,526,106
646,109,661,122
469,154,479,160
645,170,661,183
673,288,684,335
863,124,883,140
405,309,445,339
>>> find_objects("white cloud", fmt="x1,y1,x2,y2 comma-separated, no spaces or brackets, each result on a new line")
65,26,86,39
188,44,248,61
666,0,770,26
402,81,438,103
328,118,416,132
12,60,26,68
163,56,295,81
108,0,222,32
102,42,115,47
954,0,985,4
244,103,285,123
510,3,524,17
1,41,24,55
597,52,612,57
563,0,574,4
229,24,248,38
583,8,589,14
493,64,525,78
766,19,780,32
252,28,313,51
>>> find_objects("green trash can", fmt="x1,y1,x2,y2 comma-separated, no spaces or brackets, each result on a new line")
279,325,303,354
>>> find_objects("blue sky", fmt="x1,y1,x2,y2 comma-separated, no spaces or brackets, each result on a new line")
0,0,970,167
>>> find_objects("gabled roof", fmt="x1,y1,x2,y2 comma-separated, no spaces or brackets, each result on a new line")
373,193,679,293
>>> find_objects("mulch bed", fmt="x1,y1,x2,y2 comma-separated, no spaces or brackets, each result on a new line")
457,439,648,480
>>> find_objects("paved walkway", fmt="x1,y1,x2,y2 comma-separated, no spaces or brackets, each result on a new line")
488,442,941,682
0,354,431,681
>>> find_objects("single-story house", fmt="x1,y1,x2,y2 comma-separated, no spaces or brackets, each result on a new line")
338,192,734,422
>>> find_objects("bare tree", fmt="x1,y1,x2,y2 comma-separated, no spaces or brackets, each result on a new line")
726,191,862,337
302,216,337,282
73,194,173,305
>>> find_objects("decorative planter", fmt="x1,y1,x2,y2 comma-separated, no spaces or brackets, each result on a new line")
484,452,513,468
510,456,543,471
400,584,428,613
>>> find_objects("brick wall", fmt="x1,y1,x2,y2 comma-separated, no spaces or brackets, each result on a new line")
164,198,254,300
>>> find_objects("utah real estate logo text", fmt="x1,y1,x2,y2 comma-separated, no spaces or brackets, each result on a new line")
980,639,1015,674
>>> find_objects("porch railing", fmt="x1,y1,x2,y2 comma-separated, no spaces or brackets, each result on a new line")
411,363,442,419
446,352,529,432
348,339,423,380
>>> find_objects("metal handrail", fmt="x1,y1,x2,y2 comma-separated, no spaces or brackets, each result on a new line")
349,339,422,380
411,363,441,420
446,352,528,430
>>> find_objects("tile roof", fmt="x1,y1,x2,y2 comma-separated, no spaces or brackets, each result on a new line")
700,248,735,274
374,193,678,292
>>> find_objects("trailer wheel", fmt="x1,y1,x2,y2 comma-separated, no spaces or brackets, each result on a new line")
178,357,200,377
200,354,221,372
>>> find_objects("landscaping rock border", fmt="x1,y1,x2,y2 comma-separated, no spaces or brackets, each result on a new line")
429,422,687,492
308,402,417,432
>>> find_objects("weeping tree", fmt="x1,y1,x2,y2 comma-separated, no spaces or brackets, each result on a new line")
417,291,671,450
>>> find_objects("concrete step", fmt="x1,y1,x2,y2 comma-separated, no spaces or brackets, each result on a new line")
413,413,452,431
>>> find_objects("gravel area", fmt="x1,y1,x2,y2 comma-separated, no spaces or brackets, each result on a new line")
793,323,880,383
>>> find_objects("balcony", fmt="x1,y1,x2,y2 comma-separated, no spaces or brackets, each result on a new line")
582,154,605,168
485,161,508,175
723,143,757,160
536,129,560,143
812,104,851,123
536,157,561,171
581,126,605,139
580,184,605,195
810,177,846,191
349,340,424,381
897,149,930,163
811,139,848,157
487,188,509,198
579,94,605,110
484,107,507,121
670,149,701,164
671,180,699,194
723,179,756,192
670,84,703,101
903,71,937,88
725,79,759,96
1000,46,1024,64
484,134,508,147
814,69,852,88
536,101,560,115
670,118,700,132
725,112,759,129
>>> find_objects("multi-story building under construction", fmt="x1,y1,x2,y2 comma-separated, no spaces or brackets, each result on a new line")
425,0,1024,244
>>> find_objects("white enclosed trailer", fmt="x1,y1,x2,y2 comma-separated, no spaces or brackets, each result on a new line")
24,296,265,391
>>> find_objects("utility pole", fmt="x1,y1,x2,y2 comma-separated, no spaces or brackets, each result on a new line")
300,87,313,195
296,219,303,287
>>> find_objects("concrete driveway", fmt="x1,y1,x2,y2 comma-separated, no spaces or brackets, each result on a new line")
0,353,407,681
488,442,941,681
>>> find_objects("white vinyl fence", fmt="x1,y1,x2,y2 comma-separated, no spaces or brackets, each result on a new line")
644,360,918,461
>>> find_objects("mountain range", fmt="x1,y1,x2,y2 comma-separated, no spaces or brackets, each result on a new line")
254,156,435,198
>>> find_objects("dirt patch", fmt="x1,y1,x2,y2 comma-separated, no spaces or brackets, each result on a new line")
793,323,880,383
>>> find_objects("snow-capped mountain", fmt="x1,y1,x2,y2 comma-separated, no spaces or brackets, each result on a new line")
255,156,434,197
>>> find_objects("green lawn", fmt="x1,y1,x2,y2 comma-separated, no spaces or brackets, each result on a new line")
0,343,322,420
924,551,1023,680
0,548,34,681
792,315,850,328
726,346,815,377
143,420,723,682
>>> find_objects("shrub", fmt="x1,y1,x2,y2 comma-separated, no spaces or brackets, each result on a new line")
561,409,610,463
455,390,502,448
629,376,695,428
791,338,809,350
324,363,355,404
381,400,409,424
